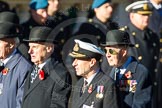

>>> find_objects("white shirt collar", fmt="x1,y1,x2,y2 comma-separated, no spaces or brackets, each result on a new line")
84,68,100,85
37,58,51,69
120,68,126,75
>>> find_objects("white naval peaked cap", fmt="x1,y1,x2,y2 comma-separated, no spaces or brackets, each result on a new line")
69,39,105,59
75,39,105,55
125,0,153,15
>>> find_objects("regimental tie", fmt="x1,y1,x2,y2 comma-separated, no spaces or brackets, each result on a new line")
31,65,39,83
82,80,88,94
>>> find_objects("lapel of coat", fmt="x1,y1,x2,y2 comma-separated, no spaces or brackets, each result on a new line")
109,67,116,81
23,68,32,99
23,66,42,99
72,78,83,107
5,51,22,70
75,71,104,108
4,51,22,81
23,58,57,99
121,61,137,79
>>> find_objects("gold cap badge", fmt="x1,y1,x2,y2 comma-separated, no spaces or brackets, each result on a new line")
143,3,149,10
73,43,79,51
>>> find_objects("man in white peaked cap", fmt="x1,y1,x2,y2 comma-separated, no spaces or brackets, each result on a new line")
69,39,119,108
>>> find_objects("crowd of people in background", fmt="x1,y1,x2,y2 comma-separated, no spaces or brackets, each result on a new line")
0,0,162,108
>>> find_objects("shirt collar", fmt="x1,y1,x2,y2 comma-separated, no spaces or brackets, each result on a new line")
37,58,51,69
84,68,100,85
119,56,134,74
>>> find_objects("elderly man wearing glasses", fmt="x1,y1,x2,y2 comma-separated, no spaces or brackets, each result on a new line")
100,29,152,108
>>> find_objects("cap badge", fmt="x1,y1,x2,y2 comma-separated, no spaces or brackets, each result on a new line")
143,3,149,10
73,43,79,51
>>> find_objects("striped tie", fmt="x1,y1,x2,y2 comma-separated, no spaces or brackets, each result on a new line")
31,65,39,83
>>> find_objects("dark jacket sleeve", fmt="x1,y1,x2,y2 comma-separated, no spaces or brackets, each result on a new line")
132,64,152,108
103,79,119,108
49,63,72,108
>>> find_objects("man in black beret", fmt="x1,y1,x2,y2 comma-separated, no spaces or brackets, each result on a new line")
69,39,118,108
101,29,152,108
21,26,71,108
0,22,32,108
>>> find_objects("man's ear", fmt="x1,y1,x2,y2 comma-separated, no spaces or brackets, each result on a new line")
46,44,54,53
121,49,127,56
89,58,97,68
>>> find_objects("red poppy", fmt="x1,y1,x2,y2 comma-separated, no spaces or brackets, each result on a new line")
124,71,132,79
39,70,45,80
2,68,9,75
88,84,93,93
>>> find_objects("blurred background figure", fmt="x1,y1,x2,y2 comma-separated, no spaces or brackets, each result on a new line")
112,0,135,27
73,0,118,43
47,0,59,16
0,1,10,12
148,0,162,108
148,0,162,38
21,0,48,40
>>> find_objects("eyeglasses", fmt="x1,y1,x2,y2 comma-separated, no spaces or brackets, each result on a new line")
104,49,119,55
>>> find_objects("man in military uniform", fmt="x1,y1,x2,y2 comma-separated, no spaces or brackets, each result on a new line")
46,0,71,61
69,39,118,108
121,1,160,107
73,0,118,44
21,0,48,40
148,0,162,107
101,30,153,108
122,0,160,74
